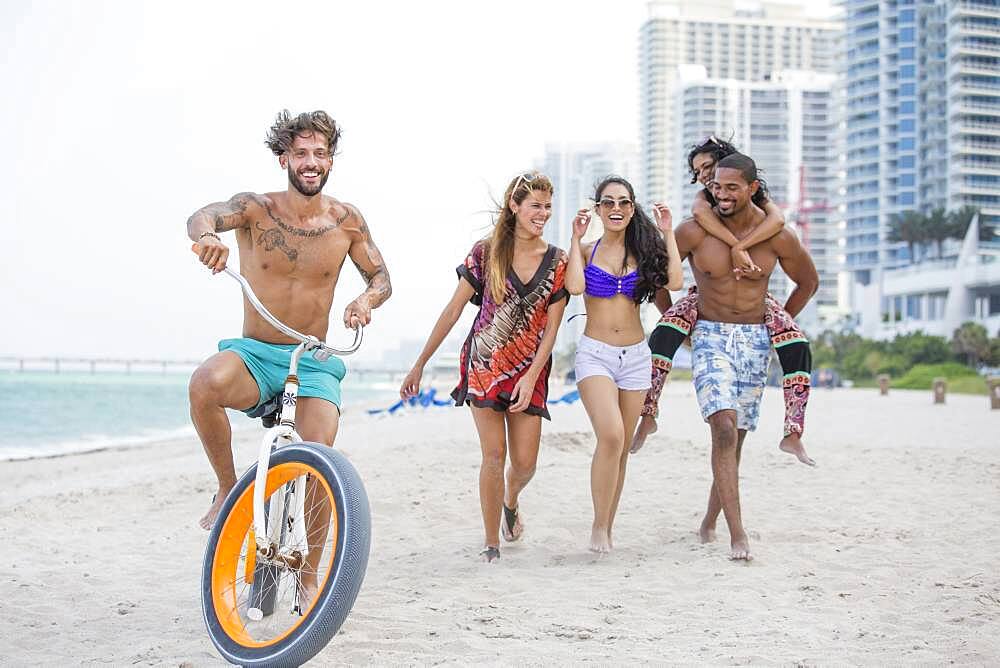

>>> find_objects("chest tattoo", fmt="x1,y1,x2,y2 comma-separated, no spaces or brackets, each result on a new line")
264,201,347,238
254,222,299,261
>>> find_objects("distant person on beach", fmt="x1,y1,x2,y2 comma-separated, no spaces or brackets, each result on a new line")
186,110,392,533
673,153,818,560
399,172,568,563
564,176,683,553
631,135,816,468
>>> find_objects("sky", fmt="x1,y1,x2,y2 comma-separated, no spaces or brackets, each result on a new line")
1,0,834,366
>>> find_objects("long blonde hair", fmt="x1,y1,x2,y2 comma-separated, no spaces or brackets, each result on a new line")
485,171,554,303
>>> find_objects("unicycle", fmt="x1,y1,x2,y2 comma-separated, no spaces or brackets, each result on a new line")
193,246,371,667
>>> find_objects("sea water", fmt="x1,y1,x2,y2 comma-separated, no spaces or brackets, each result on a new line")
0,370,398,461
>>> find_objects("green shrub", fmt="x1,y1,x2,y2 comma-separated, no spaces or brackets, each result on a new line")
947,376,989,395
875,354,910,378
886,331,953,365
894,362,977,389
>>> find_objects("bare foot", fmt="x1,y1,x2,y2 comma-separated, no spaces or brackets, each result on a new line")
589,527,612,553
699,522,717,544
480,546,500,563
199,486,232,530
730,533,753,561
779,434,816,467
630,415,658,454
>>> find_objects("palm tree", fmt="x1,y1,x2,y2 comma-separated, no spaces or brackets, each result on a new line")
888,211,927,261
951,321,990,367
946,205,982,242
924,207,949,258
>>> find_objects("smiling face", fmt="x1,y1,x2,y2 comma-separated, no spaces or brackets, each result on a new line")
280,132,333,196
691,151,717,188
595,182,634,232
510,189,553,238
712,166,758,217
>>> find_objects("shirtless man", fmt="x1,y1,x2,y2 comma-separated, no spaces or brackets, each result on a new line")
186,110,391,532
674,153,818,561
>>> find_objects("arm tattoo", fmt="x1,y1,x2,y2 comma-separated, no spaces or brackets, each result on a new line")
264,200,341,237
188,192,256,235
348,205,392,307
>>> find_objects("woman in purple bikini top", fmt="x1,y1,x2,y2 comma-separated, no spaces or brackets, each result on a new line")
562,174,684,555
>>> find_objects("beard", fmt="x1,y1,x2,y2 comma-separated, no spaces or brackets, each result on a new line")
717,200,744,218
288,168,330,196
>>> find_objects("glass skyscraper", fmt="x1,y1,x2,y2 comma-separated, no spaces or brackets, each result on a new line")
844,0,1000,288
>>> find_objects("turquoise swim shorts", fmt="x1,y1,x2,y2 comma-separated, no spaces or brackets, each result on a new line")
218,338,347,412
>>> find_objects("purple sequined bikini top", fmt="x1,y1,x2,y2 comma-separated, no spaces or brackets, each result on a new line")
584,239,638,299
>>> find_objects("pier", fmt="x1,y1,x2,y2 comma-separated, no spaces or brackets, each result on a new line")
0,356,444,382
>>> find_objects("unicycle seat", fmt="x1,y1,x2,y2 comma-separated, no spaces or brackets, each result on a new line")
246,394,282,428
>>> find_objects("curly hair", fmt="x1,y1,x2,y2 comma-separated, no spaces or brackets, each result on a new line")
687,134,770,206
687,134,739,184
593,176,669,305
265,110,341,156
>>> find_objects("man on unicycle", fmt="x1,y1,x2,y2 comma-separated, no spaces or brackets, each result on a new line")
186,110,391,604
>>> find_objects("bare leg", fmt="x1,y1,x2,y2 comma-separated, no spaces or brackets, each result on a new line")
699,431,744,543
471,407,507,561
293,397,340,605
579,376,625,553
188,351,259,530
502,411,542,541
706,411,751,560
607,389,645,547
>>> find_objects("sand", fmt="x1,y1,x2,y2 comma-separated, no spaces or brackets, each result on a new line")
1,384,998,665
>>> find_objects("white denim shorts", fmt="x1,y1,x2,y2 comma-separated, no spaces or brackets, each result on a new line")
574,334,652,391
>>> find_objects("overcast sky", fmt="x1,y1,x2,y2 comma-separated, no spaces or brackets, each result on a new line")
1,0,834,365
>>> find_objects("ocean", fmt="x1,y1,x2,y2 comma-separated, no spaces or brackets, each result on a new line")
0,370,400,461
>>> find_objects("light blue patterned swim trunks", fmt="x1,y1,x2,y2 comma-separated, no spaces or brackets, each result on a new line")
691,320,771,431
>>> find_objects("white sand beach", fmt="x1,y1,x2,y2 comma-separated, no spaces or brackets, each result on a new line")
1,384,998,665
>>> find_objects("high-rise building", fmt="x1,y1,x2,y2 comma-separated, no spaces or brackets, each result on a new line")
670,67,844,322
843,0,1000,338
639,0,841,209
842,0,999,328
537,142,639,251
920,1,1000,231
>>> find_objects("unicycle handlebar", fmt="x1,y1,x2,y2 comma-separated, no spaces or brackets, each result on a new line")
191,243,363,356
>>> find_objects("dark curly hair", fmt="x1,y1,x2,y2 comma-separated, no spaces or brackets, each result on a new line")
687,134,739,183
687,134,770,207
593,176,669,305
265,109,342,156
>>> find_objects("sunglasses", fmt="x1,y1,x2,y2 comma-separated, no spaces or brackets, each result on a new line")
511,171,540,193
597,198,634,211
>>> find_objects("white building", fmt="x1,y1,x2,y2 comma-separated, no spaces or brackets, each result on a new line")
639,0,841,212
536,142,639,353
843,0,999,305
537,142,639,251
853,216,1000,340
670,66,845,328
